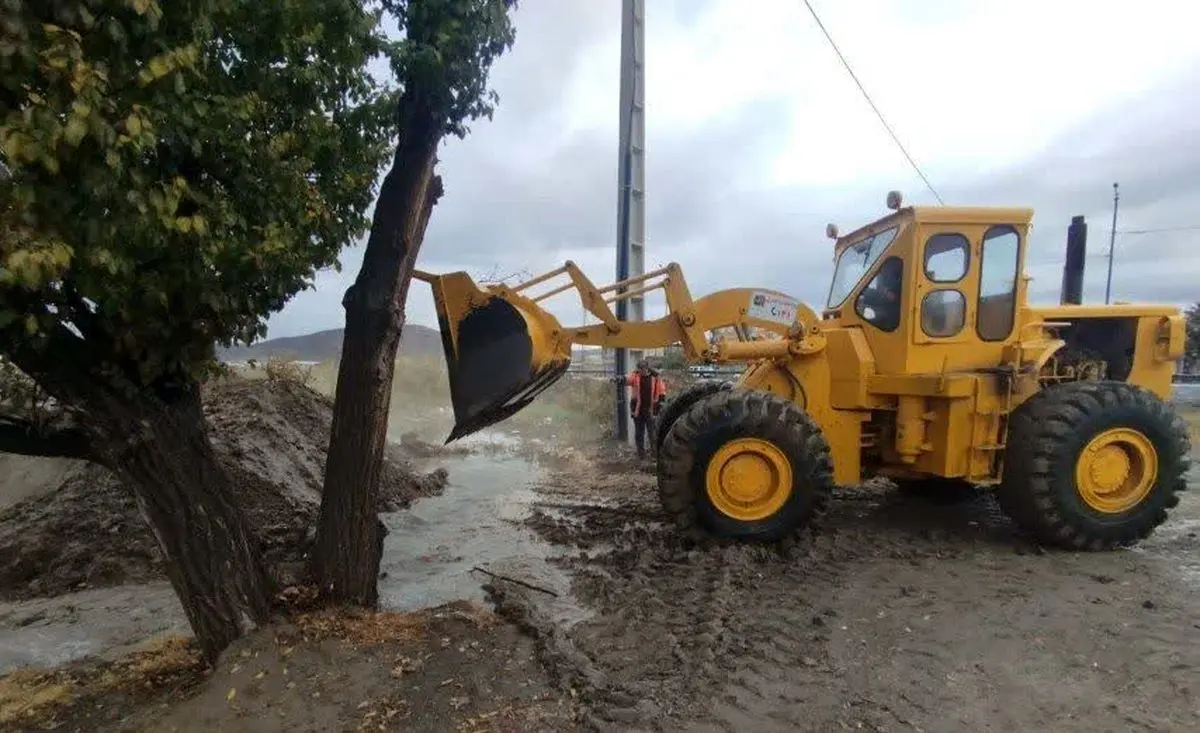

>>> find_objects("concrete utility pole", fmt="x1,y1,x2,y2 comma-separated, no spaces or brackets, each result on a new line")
613,0,646,444
1105,182,1119,304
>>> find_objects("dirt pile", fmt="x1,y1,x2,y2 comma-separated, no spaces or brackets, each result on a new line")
0,378,448,601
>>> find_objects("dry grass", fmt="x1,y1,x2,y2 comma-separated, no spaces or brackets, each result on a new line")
0,602,503,730
268,584,497,649
0,635,206,728
232,354,616,438
0,673,72,727
264,355,315,387
289,607,428,646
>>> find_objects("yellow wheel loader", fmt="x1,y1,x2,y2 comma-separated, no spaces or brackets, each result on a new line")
414,193,1191,550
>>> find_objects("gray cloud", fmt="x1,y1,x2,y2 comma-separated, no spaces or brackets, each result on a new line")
949,67,1200,304
267,4,1200,340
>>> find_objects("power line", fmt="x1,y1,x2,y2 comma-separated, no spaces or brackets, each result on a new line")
1022,223,1200,267
1026,252,1200,268
800,0,944,205
1113,225,1200,235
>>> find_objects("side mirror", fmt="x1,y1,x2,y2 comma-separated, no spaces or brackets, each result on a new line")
825,223,839,239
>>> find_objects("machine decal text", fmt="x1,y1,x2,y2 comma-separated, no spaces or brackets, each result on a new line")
748,291,798,326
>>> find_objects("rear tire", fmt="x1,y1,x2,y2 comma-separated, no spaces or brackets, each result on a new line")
998,380,1190,550
657,388,833,544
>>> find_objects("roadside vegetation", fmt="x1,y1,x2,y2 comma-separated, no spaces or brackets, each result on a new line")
1,0,519,661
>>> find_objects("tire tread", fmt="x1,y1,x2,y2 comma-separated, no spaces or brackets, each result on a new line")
998,380,1190,550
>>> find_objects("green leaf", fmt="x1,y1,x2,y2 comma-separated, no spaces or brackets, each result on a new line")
0,0,516,463
147,56,170,80
64,115,88,146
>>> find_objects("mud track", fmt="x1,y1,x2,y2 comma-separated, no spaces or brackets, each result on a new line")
496,454,1200,732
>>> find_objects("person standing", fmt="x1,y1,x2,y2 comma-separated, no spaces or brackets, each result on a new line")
622,359,667,458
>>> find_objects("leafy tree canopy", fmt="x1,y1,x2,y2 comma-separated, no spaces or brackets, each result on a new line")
0,0,399,402
383,0,517,139
1184,302,1200,372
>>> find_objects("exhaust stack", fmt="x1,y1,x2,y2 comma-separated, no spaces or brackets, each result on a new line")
1060,215,1087,305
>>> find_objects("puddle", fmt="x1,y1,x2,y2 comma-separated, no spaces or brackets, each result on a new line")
378,430,590,627
1137,529,1200,590
1136,473,1200,590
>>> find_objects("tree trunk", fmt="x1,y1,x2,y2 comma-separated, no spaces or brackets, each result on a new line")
311,97,445,606
5,328,274,662
93,386,274,662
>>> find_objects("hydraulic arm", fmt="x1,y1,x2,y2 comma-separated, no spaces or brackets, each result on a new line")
413,262,820,440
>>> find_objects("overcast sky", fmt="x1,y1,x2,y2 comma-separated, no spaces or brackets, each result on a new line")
267,0,1200,339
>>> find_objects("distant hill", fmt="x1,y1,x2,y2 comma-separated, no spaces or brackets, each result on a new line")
218,324,442,363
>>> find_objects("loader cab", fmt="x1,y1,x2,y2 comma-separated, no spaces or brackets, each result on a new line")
824,201,1033,376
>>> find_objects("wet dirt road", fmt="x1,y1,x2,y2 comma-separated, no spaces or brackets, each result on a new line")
3,420,1197,732
497,451,1200,732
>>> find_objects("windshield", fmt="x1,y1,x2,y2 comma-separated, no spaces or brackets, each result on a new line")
826,226,899,307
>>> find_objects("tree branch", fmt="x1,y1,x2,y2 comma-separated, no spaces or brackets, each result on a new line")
0,414,97,462
4,318,105,409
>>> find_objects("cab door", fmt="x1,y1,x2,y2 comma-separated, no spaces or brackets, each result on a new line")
909,223,1024,373
912,228,973,347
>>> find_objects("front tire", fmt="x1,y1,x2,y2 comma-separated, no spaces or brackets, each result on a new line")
657,388,833,543
652,379,733,460
998,380,1190,550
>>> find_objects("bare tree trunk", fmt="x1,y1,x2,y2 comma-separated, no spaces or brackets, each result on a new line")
310,101,445,606
94,386,274,662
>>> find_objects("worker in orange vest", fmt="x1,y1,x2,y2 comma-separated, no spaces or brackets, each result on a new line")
624,358,667,458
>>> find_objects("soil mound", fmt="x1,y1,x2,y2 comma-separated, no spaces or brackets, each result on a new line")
0,377,447,600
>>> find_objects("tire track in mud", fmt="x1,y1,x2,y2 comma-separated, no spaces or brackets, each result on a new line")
701,555,843,732
516,472,860,731
516,490,743,728
506,459,1200,732
513,473,1019,731
695,484,1051,731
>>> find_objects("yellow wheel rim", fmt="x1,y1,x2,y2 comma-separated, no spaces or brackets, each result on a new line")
1074,427,1158,514
704,437,793,522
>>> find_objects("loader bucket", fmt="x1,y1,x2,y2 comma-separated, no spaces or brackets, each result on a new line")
421,272,571,443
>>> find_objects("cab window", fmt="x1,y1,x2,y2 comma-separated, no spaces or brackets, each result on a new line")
827,227,900,307
855,257,903,332
977,226,1020,341
924,233,969,283
921,290,966,337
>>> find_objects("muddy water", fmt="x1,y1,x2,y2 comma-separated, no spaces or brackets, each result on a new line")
377,430,588,626
0,429,586,674
0,583,187,675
